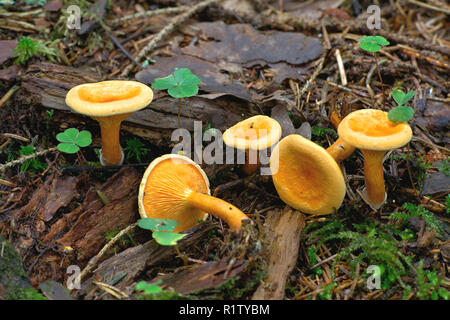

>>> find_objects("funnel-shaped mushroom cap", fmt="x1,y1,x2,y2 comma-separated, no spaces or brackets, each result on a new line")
338,109,412,151
270,135,346,215
138,154,210,233
66,80,153,117
223,115,282,150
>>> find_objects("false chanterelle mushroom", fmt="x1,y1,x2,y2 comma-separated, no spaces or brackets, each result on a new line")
338,108,412,209
66,80,153,166
138,154,250,232
223,115,282,174
270,134,346,215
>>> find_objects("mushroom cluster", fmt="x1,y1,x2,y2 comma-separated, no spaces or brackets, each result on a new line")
65,79,412,232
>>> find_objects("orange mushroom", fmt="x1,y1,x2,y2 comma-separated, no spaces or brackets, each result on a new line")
138,154,250,232
66,80,153,166
223,115,282,175
338,109,412,209
270,135,346,215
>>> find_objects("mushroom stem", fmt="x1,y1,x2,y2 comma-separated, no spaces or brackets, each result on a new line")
187,192,250,231
361,149,387,209
326,138,355,162
93,114,130,166
243,149,260,175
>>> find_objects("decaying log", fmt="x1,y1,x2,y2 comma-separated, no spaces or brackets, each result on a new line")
9,167,141,287
78,222,216,299
149,259,247,295
252,206,305,300
18,62,253,146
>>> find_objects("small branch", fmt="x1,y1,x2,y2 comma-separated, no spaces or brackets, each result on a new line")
408,0,450,15
110,6,188,26
335,49,347,86
79,222,138,282
296,53,327,110
0,147,57,172
0,85,19,108
120,0,223,78
60,162,150,174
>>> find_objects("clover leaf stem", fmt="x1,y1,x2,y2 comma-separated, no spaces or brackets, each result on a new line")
373,52,386,110
178,98,181,129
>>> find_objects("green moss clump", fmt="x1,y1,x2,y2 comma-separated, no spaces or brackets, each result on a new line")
0,236,46,300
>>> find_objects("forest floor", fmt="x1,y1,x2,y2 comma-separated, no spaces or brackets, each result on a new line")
0,0,449,300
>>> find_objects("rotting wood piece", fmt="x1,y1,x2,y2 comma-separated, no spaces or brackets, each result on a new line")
8,167,141,287
10,173,82,255
252,206,305,300
149,259,247,296
77,222,216,299
17,63,251,145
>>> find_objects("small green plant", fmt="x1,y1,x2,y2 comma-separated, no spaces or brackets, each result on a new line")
57,128,92,178
13,37,60,65
123,137,149,163
307,247,323,276
388,89,415,123
311,126,338,138
7,286,47,300
151,68,201,128
358,35,390,109
19,145,46,173
358,36,390,52
135,280,163,296
105,228,136,254
56,128,92,154
415,260,449,300
135,280,188,300
45,110,54,132
305,218,412,290
445,194,450,215
437,159,449,177
389,203,444,235
318,282,337,300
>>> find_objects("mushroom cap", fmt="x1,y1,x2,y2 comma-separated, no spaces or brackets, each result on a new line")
270,135,346,215
66,80,153,117
338,109,412,151
138,154,210,233
222,115,282,150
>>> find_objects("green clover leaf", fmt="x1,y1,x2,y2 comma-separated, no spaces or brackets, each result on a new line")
392,89,415,106
388,106,414,123
135,281,163,295
358,36,390,52
57,143,80,154
56,128,92,154
151,74,177,90
152,231,187,246
138,218,178,232
151,68,201,98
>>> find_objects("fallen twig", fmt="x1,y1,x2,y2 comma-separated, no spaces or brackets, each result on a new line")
0,147,57,172
408,0,450,15
79,222,138,282
0,85,19,108
110,6,188,26
120,0,223,77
